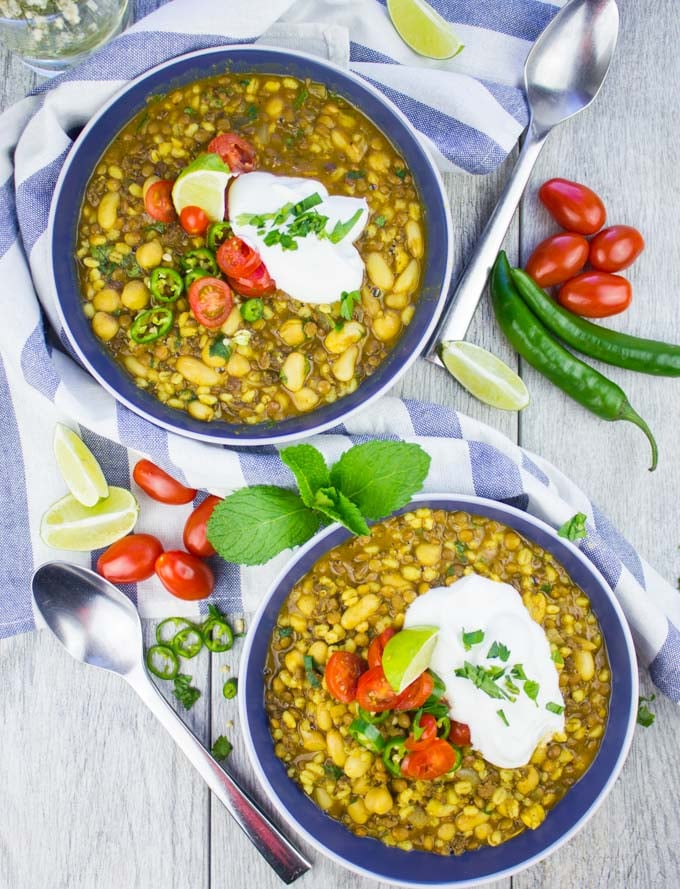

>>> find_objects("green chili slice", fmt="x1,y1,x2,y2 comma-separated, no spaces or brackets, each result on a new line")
206,221,232,251
180,247,218,275
171,626,204,659
382,737,407,777
156,617,194,645
150,267,184,303
240,298,264,322
448,744,463,773
223,678,238,699
130,307,174,343
437,716,451,739
357,706,391,725
146,644,179,680
203,617,234,652
185,268,210,287
349,718,386,753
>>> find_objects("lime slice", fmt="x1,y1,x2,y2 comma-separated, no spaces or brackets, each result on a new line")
172,153,232,222
40,487,139,551
53,424,109,508
441,341,530,411
382,626,439,693
387,0,464,60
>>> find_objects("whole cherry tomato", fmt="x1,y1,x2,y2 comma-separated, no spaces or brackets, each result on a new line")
356,665,400,712
448,720,471,747
367,627,397,669
179,205,210,236
207,132,256,173
97,534,163,583
401,739,457,780
558,272,632,318
394,670,435,711
404,712,438,751
144,179,175,223
133,459,197,504
589,225,645,272
155,550,214,600
324,651,366,703
525,233,590,287
187,276,233,328
183,495,222,557
539,178,606,235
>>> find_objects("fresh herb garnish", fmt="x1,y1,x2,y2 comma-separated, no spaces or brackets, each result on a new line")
524,680,540,703
329,208,363,244
497,709,509,727
504,677,520,697
487,641,510,662
246,103,258,120
183,106,196,116
209,339,231,361
637,694,656,727
346,170,366,180
462,629,484,651
340,289,361,321
277,626,294,638
454,661,507,700
304,655,322,688
144,222,167,235
211,735,233,760
395,168,408,180
239,78,251,86
172,674,201,710
374,214,386,227
546,701,564,715
454,541,467,562
558,512,588,541
540,583,552,594
551,649,564,666
511,664,528,681
294,87,309,110
293,192,322,215
324,763,344,779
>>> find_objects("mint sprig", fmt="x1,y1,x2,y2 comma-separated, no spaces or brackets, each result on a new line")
558,512,588,541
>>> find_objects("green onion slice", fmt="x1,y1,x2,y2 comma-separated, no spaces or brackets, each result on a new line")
146,644,179,680
171,626,203,659
203,617,234,652
349,718,386,753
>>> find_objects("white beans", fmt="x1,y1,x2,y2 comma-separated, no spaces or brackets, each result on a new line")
280,351,308,392
331,345,358,382
366,252,394,291
393,258,420,294
97,192,120,231
176,356,220,387
406,219,424,258
324,320,365,354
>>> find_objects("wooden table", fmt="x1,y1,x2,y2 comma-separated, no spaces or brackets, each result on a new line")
1,2,679,887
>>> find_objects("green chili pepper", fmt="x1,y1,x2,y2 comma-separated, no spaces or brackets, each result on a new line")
223,678,238,699
180,247,218,275
206,221,232,251
448,744,463,773
357,706,391,725
171,626,203,659
203,617,234,652
240,298,264,322
491,252,658,471
150,267,184,303
382,737,407,777
437,716,451,739
130,307,174,343
184,268,211,288
146,644,179,679
156,617,194,645
510,267,680,378
349,718,386,753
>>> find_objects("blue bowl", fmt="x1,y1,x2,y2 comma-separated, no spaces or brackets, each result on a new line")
239,494,637,887
49,45,453,446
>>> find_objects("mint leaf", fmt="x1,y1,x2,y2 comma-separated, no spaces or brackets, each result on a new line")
207,486,320,565
339,289,361,321
329,441,430,520
280,444,330,507
312,486,370,536
558,512,588,541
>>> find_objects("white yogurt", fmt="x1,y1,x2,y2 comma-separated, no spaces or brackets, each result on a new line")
404,574,565,768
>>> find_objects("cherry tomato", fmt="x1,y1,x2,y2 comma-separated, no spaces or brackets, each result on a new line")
367,627,397,669
228,262,276,297
448,720,471,747
394,670,435,711
404,713,438,751
325,651,366,703
356,665,400,712
401,739,457,780
589,225,645,272
183,495,222,558
525,233,590,287
216,237,262,278
207,132,256,173
179,205,210,236
155,551,214,600
133,459,197,504
558,272,632,318
96,534,163,583
539,178,606,235
188,276,233,328
144,179,175,223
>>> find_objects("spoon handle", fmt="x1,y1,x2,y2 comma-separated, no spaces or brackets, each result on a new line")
424,127,547,362
129,667,311,884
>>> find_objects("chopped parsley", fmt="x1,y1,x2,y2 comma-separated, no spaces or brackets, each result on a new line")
462,629,484,651
395,168,408,180
172,674,201,711
637,694,656,727
497,709,509,727
487,641,510,662
546,701,564,715
211,735,233,760
340,289,361,321
511,664,528,681
540,583,552,594
523,680,540,703
277,626,294,638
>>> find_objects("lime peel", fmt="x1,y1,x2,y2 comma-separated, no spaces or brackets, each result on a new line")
40,486,139,551
441,340,530,411
382,625,439,693
387,0,464,60
172,153,232,222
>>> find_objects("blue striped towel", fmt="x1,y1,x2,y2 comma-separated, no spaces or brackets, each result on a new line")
1,0,678,701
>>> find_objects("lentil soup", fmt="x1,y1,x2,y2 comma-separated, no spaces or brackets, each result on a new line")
264,508,611,855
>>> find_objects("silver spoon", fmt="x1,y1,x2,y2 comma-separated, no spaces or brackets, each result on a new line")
425,0,619,360
32,561,311,885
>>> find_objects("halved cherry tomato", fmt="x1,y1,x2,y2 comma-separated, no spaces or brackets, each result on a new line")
525,233,590,287
325,651,366,703
367,627,397,669
183,494,222,557
133,459,197,504
356,665,400,712
216,237,261,278
558,272,632,318
179,205,210,236
96,534,163,583
188,276,233,328
401,739,456,780
449,720,471,747
404,713,438,751
144,179,175,223
394,670,435,711
228,262,276,298
539,178,606,235
155,551,214,600
208,132,256,173
589,225,645,272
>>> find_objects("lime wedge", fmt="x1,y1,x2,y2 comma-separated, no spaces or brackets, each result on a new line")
172,153,232,222
382,626,439,693
40,487,139,551
387,0,464,60
53,424,109,508
441,341,530,411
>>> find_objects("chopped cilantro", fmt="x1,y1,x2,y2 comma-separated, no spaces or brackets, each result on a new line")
511,664,528,681
340,289,361,321
540,583,552,594
487,641,510,662
395,168,408,180
637,694,656,727
246,104,258,120
346,170,366,180
211,735,233,760
374,214,386,227
294,87,309,110
304,655,321,688
462,629,484,651
209,339,231,361
551,649,564,666
183,106,196,116
324,763,344,779
454,661,507,700
277,626,294,638
524,680,540,703
172,674,201,711
546,701,564,715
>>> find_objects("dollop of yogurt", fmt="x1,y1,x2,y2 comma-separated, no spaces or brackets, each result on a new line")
228,172,368,304
404,574,565,769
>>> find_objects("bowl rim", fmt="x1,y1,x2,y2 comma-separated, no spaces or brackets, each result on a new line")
238,492,638,888
48,43,454,446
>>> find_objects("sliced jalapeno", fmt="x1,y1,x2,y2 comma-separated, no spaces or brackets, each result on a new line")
130,307,174,343
437,716,451,739
382,736,407,777
448,744,463,773
349,718,386,753
184,268,210,288
223,678,238,699
146,644,179,680
172,626,204,659
180,247,218,275
357,706,390,725
240,298,264,322
156,617,194,645
203,617,234,652
206,221,232,251
150,267,184,303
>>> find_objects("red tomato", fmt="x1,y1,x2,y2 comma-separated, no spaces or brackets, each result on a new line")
367,627,397,669
558,272,632,318
133,459,197,504
448,720,471,747
539,178,606,235
228,262,276,297
589,225,645,272
155,551,214,600
356,666,400,712
179,205,210,236
208,132,256,173
183,495,222,557
216,237,262,278
401,739,456,780
188,276,233,328
525,233,590,287
325,651,366,703
405,713,438,751
144,179,175,223
394,670,435,711
97,534,163,583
